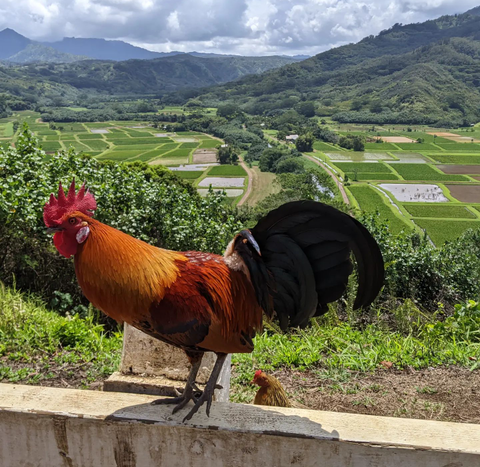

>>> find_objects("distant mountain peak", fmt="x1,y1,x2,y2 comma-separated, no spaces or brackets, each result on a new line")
0,28,31,60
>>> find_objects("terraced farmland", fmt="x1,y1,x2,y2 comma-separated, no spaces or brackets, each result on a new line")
315,123,480,245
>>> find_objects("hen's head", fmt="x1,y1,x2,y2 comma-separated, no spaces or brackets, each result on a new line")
251,370,269,387
43,180,97,258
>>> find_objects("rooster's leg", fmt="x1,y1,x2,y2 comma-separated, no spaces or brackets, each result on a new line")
182,352,228,422
151,352,203,407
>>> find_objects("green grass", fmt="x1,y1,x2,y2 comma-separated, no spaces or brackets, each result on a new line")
431,155,480,164
115,137,172,146
435,144,480,153
395,143,439,151
313,141,338,151
179,143,200,148
161,148,193,158
348,185,411,234
40,141,62,152
64,141,91,152
231,300,480,390
79,140,110,151
0,286,122,388
208,165,247,176
346,173,399,180
35,130,58,136
414,219,480,245
364,142,399,150
404,205,476,219
175,171,203,179
78,133,104,140
97,150,140,161
44,135,60,141
335,162,392,173
199,139,220,149
135,145,180,160
3,122,14,137
390,164,469,181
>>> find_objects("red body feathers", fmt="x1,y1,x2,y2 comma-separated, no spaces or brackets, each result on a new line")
73,215,262,354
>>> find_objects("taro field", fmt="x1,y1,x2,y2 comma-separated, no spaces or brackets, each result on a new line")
0,111,247,206
309,122,480,245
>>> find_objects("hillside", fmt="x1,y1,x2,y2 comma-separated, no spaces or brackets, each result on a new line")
43,37,173,61
0,53,300,107
188,10,480,125
6,44,88,64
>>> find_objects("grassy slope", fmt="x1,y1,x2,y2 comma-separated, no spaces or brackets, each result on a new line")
347,185,412,234
0,286,122,387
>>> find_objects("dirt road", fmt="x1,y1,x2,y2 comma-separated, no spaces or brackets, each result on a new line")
238,161,255,206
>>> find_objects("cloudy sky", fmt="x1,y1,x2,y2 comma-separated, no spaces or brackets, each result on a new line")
1,0,479,56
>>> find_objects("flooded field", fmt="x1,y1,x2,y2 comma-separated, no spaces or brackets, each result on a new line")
379,184,449,202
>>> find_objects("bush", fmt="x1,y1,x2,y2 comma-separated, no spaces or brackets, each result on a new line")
0,125,243,309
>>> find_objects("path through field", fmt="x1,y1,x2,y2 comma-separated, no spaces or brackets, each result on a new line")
237,161,254,206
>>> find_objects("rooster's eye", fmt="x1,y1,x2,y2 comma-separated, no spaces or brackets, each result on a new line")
69,218,76,225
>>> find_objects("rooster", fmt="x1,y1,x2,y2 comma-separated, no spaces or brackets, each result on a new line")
43,180,383,421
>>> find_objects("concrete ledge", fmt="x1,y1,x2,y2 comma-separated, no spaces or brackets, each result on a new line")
1,383,479,466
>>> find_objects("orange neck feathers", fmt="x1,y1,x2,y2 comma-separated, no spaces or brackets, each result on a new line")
74,218,187,323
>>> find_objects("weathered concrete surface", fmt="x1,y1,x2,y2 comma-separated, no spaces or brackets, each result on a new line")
104,324,230,402
1,384,480,467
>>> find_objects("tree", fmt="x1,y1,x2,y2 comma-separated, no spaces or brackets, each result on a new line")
276,157,304,174
369,100,383,114
216,104,241,120
295,132,315,152
296,101,316,118
216,145,239,164
352,136,365,151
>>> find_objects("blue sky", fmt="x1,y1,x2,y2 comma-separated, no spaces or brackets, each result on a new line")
1,0,479,55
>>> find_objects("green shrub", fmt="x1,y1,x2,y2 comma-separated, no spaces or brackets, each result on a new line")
0,125,242,308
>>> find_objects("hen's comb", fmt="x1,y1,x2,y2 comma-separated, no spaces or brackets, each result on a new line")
254,370,263,378
43,179,97,227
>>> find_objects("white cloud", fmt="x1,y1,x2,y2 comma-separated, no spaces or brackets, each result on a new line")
0,0,478,55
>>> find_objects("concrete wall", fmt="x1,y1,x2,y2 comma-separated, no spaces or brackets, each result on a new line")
1,383,479,467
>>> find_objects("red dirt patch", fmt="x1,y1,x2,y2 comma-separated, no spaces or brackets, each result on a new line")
446,185,480,203
437,165,480,175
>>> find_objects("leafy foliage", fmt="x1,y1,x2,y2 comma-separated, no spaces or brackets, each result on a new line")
0,125,242,306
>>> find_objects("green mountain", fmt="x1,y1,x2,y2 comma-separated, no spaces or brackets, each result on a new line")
0,53,300,107
6,44,88,64
188,10,480,125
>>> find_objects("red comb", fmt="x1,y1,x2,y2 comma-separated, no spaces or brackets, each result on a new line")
254,370,262,377
43,179,97,227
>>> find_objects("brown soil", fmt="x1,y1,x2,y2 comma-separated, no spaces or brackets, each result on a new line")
193,149,217,163
438,165,480,175
0,354,107,390
446,185,480,203
4,356,480,424
264,367,480,424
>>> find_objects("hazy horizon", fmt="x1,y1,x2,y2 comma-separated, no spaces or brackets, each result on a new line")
1,1,479,57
